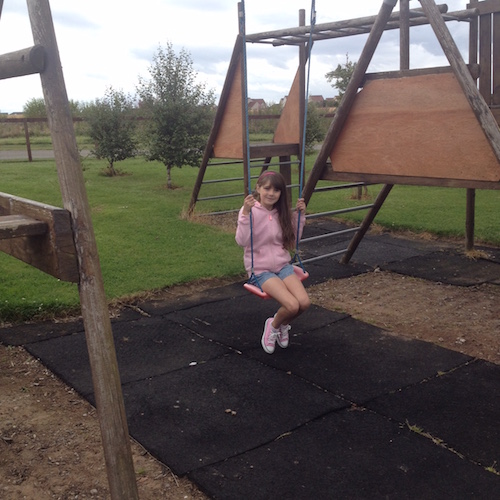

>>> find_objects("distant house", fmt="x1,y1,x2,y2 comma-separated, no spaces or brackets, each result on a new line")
308,95,325,106
248,98,266,112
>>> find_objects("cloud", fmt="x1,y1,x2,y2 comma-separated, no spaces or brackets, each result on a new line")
0,0,477,113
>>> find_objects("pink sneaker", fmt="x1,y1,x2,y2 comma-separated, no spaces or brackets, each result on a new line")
273,314,290,348
277,324,290,349
261,317,279,354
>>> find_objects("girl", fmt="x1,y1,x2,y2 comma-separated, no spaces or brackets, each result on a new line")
235,171,310,354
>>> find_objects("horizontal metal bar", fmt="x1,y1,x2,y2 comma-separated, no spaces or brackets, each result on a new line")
301,226,359,244
207,159,244,166
302,249,348,264
196,208,240,216
202,176,245,184
207,158,264,166
313,182,374,193
197,192,244,201
306,204,374,219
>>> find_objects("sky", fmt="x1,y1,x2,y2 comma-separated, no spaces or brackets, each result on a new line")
0,0,469,114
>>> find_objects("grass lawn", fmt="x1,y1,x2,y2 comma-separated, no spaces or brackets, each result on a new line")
0,155,499,322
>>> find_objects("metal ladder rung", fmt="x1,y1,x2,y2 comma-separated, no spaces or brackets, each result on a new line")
301,226,359,244
313,182,374,193
302,248,348,264
196,208,240,216
197,192,245,201
306,204,374,219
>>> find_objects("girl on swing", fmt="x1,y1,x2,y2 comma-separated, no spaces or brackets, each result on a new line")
235,171,310,354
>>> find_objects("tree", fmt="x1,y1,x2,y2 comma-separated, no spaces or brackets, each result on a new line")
83,87,137,176
23,97,47,118
137,42,216,189
304,104,324,154
23,97,82,118
325,53,357,106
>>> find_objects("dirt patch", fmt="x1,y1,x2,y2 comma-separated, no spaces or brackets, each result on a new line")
0,345,209,500
1,253,499,498
307,271,500,365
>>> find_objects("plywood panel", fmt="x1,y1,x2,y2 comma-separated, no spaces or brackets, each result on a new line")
213,54,243,159
273,69,300,144
329,72,500,182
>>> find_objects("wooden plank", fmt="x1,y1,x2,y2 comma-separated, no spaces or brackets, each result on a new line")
249,142,299,158
420,0,500,161
273,69,301,144
363,64,480,82
0,214,46,239
328,73,500,183
213,50,244,159
0,192,78,281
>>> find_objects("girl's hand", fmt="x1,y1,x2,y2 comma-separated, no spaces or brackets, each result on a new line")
242,194,256,215
296,198,306,214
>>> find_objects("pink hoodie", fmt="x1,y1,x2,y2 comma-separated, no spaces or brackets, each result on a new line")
235,201,305,276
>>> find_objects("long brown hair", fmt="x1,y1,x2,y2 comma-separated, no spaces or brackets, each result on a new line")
254,171,296,251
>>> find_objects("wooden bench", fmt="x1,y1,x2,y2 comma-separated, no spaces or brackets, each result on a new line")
0,192,79,282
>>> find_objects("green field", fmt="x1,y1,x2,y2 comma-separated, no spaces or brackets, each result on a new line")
1,155,499,322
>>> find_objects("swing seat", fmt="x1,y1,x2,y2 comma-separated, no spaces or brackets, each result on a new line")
244,265,309,299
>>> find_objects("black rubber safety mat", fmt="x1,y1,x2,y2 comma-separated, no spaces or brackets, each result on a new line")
122,352,346,475
25,316,230,397
383,250,500,285
137,261,371,318
190,407,500,499
0,308,140,346
137,281,248,317
366,359,500,468
164,298,348,352
248,316,472,403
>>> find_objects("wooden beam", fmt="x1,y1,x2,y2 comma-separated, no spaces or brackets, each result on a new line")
467,0,500,15
27,1,139,498
0,45,45,80
321,170,500,190
250,142,299,158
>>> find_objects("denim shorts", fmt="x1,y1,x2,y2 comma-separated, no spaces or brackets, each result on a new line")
251,264,295,288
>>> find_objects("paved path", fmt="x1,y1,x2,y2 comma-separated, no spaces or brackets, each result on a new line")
0,149,91,160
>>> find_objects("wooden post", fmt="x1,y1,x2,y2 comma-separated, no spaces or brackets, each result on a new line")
341,184,393,264
26,1,139,499
23,119,33,162
400,0,410,70
466,0,479,252
237,2,253,197
303,0,398,203
299,8,306,182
